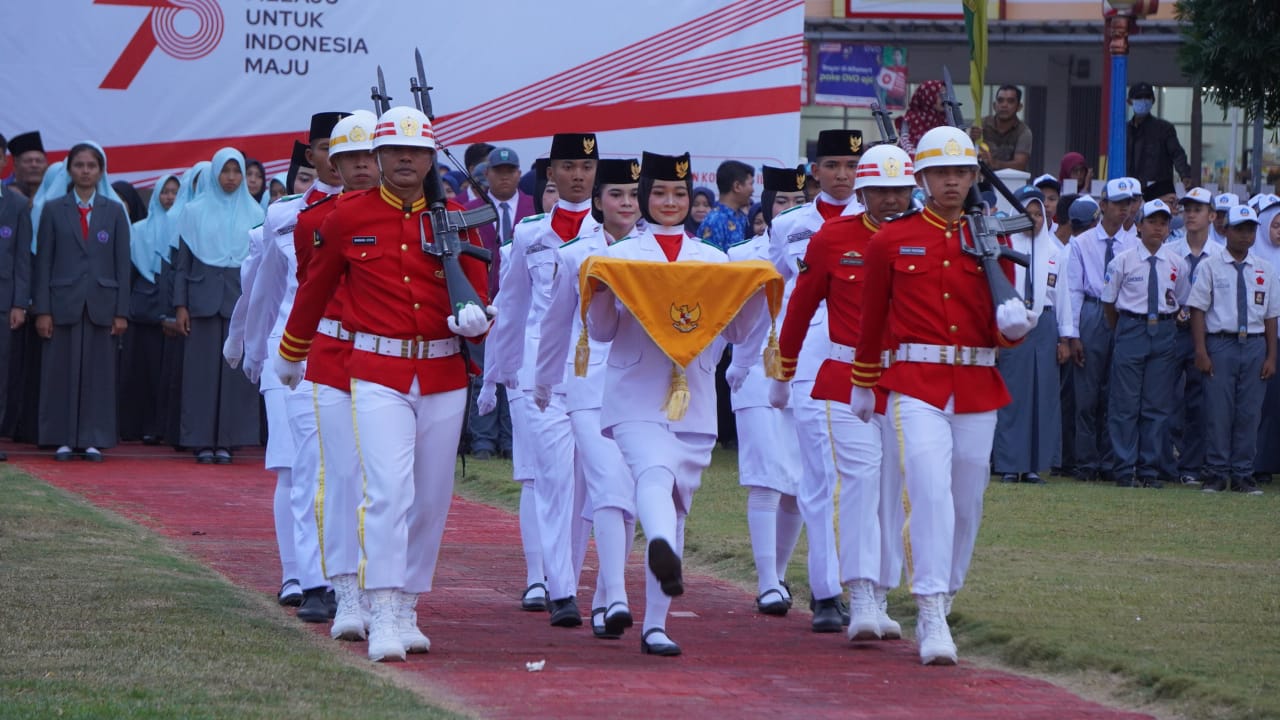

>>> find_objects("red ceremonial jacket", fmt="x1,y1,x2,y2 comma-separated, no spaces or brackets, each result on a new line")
280,185,488,394
292,192,351,392
853,206,1017,413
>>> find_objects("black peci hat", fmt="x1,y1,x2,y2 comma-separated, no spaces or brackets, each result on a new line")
814,130,863,158
286,139,313,192
596,158,641,186
549,133,600,161
8,131,44,157
762,164,805,193
309,112,350,142
640,151,692,182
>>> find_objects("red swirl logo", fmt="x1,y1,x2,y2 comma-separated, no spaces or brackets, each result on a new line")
98,0,224,90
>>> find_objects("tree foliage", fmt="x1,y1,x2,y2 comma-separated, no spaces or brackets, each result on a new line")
1176,0,1280,126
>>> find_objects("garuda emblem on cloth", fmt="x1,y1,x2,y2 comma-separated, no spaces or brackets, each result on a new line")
670,303,701,333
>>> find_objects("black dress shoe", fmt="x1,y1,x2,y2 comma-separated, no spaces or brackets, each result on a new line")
756,588,789,616
520,582,548,611
195,448,214,464
999,474,1019,483
1021,472,1045,484
55,449,73,462
647,538,684,597
811,597,844,633
1141,477,1164,489
278,579,303,606
548,596,582,627
84,449,104,463
296,587,330,623
591,607,620,639
0,450,8,461
603,601,633,637
142,435,160,446
640,627,681,656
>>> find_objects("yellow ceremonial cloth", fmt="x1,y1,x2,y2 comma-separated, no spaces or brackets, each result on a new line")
577,257,784,368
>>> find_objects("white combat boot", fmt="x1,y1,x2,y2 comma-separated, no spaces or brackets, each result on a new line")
874,585,902,640
366,589,406,662
396,591,431,653
846,579,882,641
914,593,958,666
329,574,366,641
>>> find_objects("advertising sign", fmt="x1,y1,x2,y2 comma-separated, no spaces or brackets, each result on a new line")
813,43,907,110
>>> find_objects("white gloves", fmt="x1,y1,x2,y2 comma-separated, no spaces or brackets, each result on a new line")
850,386,876,423
223,336,243,369
476,381,497,416
995,297,1037,341
725,363,750,393
243,358,263,385
447,303,496,338
533,384,552,412
767,380,790,409
274,354,303,390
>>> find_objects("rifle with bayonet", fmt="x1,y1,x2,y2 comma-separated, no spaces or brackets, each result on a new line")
870,101,898,145
381,50,494,321
939,66,1033,309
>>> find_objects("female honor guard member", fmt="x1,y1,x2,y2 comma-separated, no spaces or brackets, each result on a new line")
290,110,382,640
776,144,919,641
851,127,1036,666
1189,205,1279,495
277,106,492,662
534,158,642,639
32,143,130,461
766,129,864,633
993,186,1062,484
585,151,772,656
174,147,264,463
1100,199,1190,489
724,164,807,617
488,133,602,628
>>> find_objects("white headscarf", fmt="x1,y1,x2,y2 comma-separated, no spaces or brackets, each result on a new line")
1010,197,1061,316
1252,200,1280,270
178,148,264,268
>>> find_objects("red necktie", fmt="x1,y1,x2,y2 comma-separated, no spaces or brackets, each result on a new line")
551,207,590,242
78,207,91,240
654,233,683,262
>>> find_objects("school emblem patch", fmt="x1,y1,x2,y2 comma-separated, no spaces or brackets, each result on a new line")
96,230,109,244
670,303,701,333
0,226,11,239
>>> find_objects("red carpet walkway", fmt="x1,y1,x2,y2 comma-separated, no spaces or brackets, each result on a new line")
12,443,1154,720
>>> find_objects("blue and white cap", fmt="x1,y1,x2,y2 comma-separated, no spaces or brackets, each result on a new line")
1227,205,1260,227
1140,198,1172,218
1102,177,1140,202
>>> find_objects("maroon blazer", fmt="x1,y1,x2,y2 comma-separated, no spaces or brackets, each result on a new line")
465,191,535,298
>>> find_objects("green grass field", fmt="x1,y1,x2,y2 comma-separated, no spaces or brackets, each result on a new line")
457,448,1280,720
0,469,462,720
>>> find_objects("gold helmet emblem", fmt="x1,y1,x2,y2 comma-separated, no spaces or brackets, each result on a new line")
399,116,419,137
884,157,902,178
943,138,962,157
630,160,641,180
583,137,596,155
675,160,689,179
349,126,368,142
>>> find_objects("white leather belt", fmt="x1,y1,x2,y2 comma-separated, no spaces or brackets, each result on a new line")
829,342,854,363
317,318,353,342
891,343,997,367
352,332,460,360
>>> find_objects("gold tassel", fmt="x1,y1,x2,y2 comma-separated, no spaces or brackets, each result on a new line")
662,364,690,421
762,324,782,380
573,326,590,377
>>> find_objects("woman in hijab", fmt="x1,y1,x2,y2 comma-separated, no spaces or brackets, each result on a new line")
158,161,209,448
1249,198,1280,481
173,148,264,463
267,173,287,204
992,187,1062,483
111,180,147,224
896,80,946,157
685,186,715,236
120,173,181,444
244,158,268,208
31,142,131,461
1059,152,1093,194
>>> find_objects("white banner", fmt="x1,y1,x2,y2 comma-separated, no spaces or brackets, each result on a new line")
1,0,804,187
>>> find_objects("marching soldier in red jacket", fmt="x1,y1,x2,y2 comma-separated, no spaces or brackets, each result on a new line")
276,106,492,662
851,126,1035,666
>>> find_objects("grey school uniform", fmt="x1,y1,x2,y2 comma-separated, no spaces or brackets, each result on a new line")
1186,248,1280,482
172,241,260,449
1100,244,1190,483
31,193,131,449
0,188,32,432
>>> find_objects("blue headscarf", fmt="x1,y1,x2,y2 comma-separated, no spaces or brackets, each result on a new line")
30,141,124,252
130,173,183,282
178,148,264,268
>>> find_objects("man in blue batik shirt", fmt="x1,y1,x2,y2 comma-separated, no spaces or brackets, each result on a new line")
698,160,754,252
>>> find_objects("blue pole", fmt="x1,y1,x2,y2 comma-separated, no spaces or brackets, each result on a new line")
1107,52,1128,179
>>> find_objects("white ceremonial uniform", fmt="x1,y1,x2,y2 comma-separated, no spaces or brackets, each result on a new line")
228,224,264,383
725,234,800,494
766,193,862,601
489,198,600,602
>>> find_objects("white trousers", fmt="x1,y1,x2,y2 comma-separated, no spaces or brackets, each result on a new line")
734,406,801,494
791,381,841,600
524,391,578,600
262,387,295,471
352,378,466,593
314,383,361,579
570,408,633,517
508,392,536,482
889,393,996,596
877,410,906,590
284,380,325,590
826,402,882,586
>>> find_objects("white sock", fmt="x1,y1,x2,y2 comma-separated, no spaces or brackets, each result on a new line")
775,494,803,584
635,467,677,545
642,546,673,633
572,516,592,589
593,507,628,608
519,482,544,587
746,486,781,594
274,469,297,583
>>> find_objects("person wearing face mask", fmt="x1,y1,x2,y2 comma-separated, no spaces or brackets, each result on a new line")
1125,82,1193,190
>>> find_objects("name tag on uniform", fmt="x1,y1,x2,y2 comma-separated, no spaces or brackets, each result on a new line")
1124,275,1143,286
278,223,297,236
352,236,376,245
899,246,925,256
787,230,813,244
527,242,551,255
839,250,863,266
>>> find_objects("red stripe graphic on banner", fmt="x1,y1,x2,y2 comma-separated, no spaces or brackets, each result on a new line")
99,8,158,90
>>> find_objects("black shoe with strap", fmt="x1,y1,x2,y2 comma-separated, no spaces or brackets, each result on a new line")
590,607,620,639
756,588,789,616
647,538,684,597
640,627,681,656
521,582,548,611
603,601,633,637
